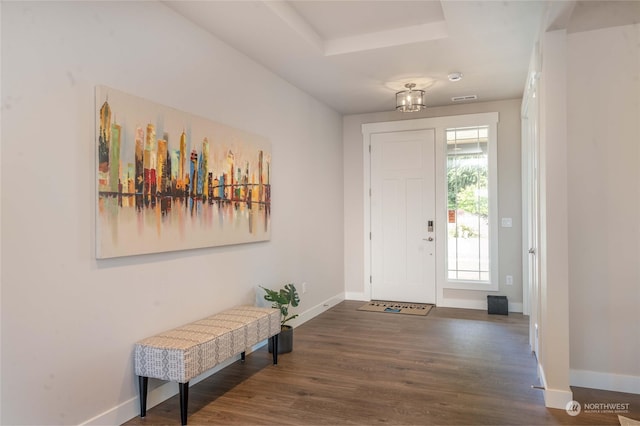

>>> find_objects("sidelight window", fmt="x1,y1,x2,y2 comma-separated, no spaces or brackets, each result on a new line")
446,125,497,289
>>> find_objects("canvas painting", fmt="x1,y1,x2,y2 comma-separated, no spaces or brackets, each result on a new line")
96,86,271,258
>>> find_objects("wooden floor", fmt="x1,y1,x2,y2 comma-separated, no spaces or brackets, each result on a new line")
124,301,639,425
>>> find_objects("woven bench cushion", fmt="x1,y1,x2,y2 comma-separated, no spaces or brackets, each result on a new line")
134,305,280,382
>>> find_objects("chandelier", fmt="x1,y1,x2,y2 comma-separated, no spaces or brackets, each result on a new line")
396,83,426,112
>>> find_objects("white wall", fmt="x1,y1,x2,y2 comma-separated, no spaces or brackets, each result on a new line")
343,100,523,310
567,23,640,394
0,2,344,424
536,29,572,408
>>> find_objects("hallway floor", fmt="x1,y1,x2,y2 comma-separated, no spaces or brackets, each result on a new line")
124,300,639,425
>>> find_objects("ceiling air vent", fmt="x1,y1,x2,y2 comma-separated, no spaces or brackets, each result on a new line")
451,95,478,102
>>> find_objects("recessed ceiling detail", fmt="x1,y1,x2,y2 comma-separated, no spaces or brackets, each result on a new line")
263,1,325,52
164,0,550,114
324,21,448,56
266,1,448,56
288,0,446,39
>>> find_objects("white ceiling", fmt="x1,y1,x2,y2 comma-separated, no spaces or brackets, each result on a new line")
164,1,639,115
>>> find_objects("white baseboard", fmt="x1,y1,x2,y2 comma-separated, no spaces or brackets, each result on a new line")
438,297,524,313
344,291,367,301
289,292,345,328
545,387,575,410
84,293,347,425
438,298,484,310
571,369,640,395
509,302,524,313
538,363,574,409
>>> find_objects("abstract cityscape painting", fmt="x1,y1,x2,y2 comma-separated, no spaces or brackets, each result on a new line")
95,86,271,258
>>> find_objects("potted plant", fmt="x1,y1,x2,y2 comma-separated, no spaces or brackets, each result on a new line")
260,283,299,354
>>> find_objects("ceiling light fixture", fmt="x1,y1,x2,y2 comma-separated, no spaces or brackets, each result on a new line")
396,83,426,112
448,72,463,82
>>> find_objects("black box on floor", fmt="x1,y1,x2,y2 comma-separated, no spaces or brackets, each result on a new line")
487,295,508,315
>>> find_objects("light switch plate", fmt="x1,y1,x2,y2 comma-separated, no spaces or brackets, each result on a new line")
501,217,513,227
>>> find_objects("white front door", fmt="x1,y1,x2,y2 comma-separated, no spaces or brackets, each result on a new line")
370,129,436,304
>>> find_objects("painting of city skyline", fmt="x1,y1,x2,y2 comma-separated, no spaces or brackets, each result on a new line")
95,86,271,259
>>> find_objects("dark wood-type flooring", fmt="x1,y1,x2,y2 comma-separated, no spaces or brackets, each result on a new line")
124,300,639,425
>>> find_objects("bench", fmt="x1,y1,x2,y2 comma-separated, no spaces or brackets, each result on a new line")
134,305,281,425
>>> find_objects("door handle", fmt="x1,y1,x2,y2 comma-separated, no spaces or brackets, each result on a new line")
423,237,434,242
528,248,535,254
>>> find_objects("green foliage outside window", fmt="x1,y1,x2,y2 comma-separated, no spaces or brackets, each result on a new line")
447,158,488,218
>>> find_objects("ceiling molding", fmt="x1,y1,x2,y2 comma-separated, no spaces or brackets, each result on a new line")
324,21,449,56
262,0,325,52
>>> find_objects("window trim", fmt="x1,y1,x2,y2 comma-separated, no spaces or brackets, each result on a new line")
442,121,499,291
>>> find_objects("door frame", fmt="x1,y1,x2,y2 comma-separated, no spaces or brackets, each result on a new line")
522,66,541,353
362,112,499,305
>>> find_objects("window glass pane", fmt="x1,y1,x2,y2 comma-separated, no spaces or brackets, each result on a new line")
446,126,490,282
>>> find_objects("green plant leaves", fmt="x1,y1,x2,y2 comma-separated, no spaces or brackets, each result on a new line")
260,283,300,327
283,283,300,307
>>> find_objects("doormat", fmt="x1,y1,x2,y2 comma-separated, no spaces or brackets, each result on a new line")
357,301,434,316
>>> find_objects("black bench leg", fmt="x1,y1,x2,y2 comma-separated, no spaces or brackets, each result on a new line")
179,382,189,425
138,376,148,417
241,351,246,362
271,334,279,365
